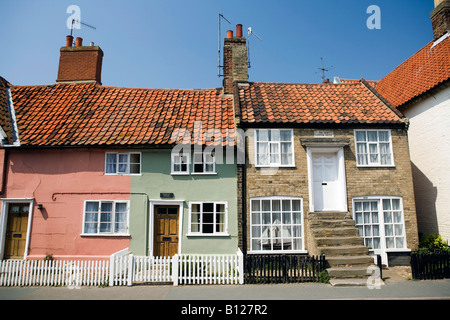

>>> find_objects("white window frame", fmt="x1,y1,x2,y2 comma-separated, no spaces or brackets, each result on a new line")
188,201,228,236
354,129,395,167
82,200,130,236
192,151,216,174
105,152,141,175
171,152,190,175
255,129,295,167
352,196,408,265
249,196,305,254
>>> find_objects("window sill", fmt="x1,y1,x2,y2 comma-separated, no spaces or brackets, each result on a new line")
104,173,142,176
171,172,190,176
81,233,131,237
356,165,396,168
187,233,230,237
191,172,217,176
254,165,296,168
385,248,411,252
247,250,308,254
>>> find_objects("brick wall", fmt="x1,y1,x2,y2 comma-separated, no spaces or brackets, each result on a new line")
56,46,103,84
431,0,450,40
222,37,248,94
243,127,419,254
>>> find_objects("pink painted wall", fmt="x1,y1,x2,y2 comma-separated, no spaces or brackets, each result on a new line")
2,148,131,260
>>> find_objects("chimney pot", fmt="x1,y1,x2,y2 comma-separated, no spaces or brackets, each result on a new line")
236,24,243,37
66,35,74,47
57,39,103,85
227,30,234,39
75,37,83,47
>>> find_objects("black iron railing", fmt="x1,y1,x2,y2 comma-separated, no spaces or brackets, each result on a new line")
244,254,326,284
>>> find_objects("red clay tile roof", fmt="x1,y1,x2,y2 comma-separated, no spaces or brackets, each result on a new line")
339,78,378,88
376,36,450,108
237,80,404,125
10,83,234,147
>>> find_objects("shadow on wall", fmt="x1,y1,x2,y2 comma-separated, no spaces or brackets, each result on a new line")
411,161,439,235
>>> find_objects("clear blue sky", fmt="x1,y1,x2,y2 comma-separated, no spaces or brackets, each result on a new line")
0,0,435,89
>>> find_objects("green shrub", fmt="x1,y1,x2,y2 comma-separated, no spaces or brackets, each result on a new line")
318,270,330,283
418,234,449,253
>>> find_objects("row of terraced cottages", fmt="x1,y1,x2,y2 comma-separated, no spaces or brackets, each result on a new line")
0,24,419,278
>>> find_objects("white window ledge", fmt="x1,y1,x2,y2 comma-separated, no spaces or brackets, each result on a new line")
80,233,131,237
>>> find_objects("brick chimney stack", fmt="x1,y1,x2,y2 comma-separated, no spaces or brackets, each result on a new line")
431,0,450,40
56,36,104,84
223,24,248,94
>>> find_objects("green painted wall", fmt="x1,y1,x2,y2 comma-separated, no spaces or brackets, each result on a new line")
129,149,238,255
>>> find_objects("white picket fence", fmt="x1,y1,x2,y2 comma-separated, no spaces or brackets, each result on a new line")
174,253,244,286
109,248,131,286
0,249,244,287
132,255,172,283
0,259,109,287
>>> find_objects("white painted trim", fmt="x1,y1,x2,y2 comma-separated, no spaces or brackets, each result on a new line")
351,196,408,266
5,88,20,146
254,128,296,168
249,196,306,254
306,147,347,212
187,201,228,236
353,129,395,167
171,152,190,175
104,152,142,175
81,200,131,236
431,31,449,49
148,200,184,257
192,151,216,174
0,199,34,260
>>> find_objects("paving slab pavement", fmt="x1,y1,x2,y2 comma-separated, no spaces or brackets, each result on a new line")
0,267,449,302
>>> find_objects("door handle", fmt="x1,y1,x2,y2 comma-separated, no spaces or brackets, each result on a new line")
322,182,327,185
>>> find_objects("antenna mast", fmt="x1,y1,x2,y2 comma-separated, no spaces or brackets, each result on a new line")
247,27,262,68
70,19,96,37
218,14,231,77
318,57,333,82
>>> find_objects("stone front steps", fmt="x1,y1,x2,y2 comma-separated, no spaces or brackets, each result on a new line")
308,211,382,287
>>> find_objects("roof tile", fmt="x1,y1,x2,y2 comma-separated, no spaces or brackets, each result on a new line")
10,83,234,147
238,81,404,125
377,36,450,108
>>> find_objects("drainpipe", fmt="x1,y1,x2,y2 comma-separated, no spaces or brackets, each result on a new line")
240,131,247,255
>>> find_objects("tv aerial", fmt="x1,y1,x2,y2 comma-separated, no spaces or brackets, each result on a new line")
247,27,262,68
218,14,231,77
70,19,96,37
317,57,333,82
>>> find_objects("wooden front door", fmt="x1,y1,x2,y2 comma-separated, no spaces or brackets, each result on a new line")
5,203,29,259
154,205,179,257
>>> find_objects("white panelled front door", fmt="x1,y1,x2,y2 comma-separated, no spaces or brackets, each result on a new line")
308,148,347,212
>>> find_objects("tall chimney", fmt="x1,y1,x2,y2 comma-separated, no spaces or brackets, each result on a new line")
56,35,104,84
222,24,248,94
431,0,450,40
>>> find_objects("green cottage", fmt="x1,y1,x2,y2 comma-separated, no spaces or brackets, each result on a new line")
130,147,239,256
124,90,239,257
